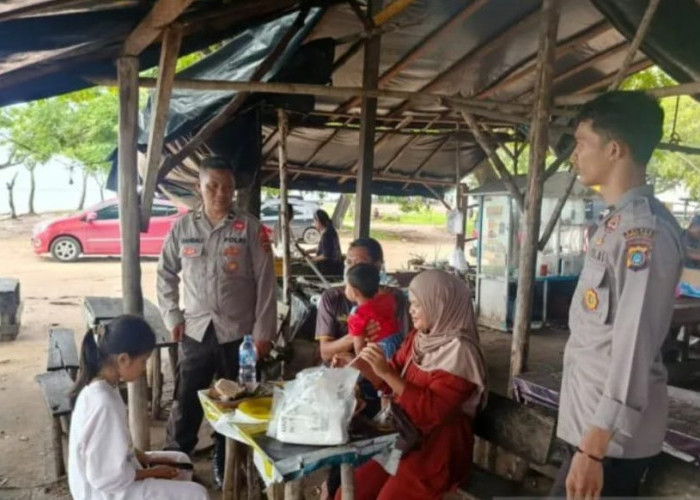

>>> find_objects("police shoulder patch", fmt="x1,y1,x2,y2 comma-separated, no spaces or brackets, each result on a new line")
626,243,651,271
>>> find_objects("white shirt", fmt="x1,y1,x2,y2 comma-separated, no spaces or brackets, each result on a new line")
68,380,144,500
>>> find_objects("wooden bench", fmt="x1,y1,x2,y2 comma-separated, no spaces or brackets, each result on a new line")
47,328,79,379
35,369,73,477
0,277,22,341
83,296,175,419
448,391,557,499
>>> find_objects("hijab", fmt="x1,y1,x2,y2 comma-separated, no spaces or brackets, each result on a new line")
408,270,488,416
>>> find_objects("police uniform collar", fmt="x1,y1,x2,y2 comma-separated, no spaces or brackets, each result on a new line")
599,185,653,221
194,208,203,220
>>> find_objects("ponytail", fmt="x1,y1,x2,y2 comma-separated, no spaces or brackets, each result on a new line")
70,315,156,403
71,327,104,403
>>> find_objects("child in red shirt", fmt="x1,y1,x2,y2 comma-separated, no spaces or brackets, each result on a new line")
345,263,402,358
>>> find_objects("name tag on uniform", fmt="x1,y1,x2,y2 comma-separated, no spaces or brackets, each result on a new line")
183,246,199,257
224,237,247,244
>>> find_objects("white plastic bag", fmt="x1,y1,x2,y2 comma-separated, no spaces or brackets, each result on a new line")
446,209,465,235
267,366,360,446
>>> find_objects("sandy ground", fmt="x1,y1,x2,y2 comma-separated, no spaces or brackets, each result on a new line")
0,213,566,498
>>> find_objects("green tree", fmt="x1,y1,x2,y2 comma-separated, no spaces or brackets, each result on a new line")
621,67,700,198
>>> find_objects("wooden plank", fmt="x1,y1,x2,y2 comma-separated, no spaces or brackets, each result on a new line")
140,25,183,232
35,370,73,417
122,0,195,56
284,480,302,500
609,0,660,91
474,392,556,465
278,109,292,306
117,55,149,450
510,0,561,382
461,111,524,211
354,0,382,239
47,328,79,372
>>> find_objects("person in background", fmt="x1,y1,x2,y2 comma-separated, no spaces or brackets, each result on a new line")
553,91,683,498
309,209,343,275
157,156,276,488
345,263,401,358
68,316,209,500
681,214,700,269
335,270,487,499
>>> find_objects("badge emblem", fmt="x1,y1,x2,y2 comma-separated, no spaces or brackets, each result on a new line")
626,244,650,271
227,261,239,272
232,219,246,232
583,289,599,311
223,246,240,257
183,246,198,257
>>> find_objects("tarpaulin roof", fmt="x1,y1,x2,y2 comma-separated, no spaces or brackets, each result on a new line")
1,0,699,199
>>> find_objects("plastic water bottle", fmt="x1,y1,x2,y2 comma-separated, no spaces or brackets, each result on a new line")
238,334,257,389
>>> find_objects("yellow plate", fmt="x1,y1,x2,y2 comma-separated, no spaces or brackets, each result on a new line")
237,397,273,420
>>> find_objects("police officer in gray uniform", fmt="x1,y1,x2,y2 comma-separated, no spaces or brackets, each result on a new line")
551,91,683,499
157,156,276,487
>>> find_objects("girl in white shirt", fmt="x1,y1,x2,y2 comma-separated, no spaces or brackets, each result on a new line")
68,315,209,500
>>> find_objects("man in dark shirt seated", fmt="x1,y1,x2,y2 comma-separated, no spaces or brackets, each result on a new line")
315,237,410,363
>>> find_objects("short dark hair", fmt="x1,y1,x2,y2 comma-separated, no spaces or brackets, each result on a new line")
200,156,234,176
314,209,333,228
348,237,384,264
576,90,664,166
346,263,380,298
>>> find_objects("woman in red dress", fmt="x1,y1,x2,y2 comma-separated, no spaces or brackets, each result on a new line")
335,270,488,500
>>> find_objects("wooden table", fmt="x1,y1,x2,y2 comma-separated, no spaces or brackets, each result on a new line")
83,296,176,419
199,391,397,500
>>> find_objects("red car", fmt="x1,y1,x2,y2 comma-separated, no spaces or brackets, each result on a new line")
32,199,188,262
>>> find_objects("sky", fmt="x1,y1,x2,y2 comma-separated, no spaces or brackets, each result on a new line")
0,158,109,215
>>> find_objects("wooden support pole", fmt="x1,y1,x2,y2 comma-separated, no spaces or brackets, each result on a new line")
340,463,355,500
538,171,576,251
140,25,183,231
461,111,524,212
354,0,382,239
158,8,309,181
510,0,561,383
117,55,149,449
278,109,292,305
455,127,467,251
283,480,302,500
122,0,194,56
609,0,660,91
150,347,162,419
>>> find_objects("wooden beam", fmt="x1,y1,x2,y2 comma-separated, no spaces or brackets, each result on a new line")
90,76,572,119
382,114,444,173
122,0,195,56
355,0,382,239
349,115,412,173
337,0,489,114
390,8,541,117
117,56,149,450
609,0,660,90
412,135,451,177
556,78,700,106
278,109,292,306
461,111,524,211
538,170,576,251
302,118,354,169
572,58,652,95
510,0,561,383
543,152,569,180
157,8,309,182
423,183,452,210
140,25,183,232
262,163,457,187
347,0,375,32
477,21,612,100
